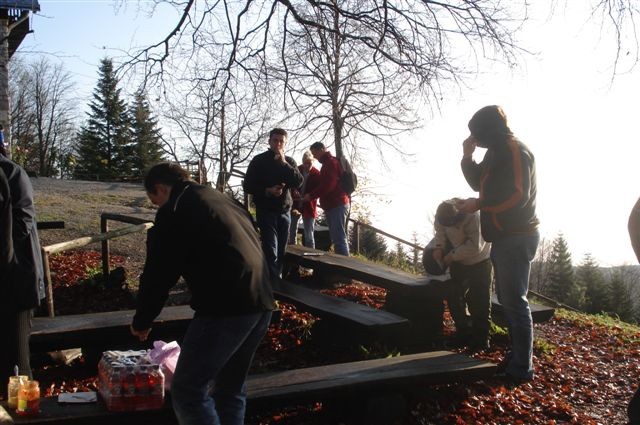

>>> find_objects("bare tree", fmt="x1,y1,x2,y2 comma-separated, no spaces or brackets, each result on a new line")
158,59,281,192
590,0,640,75
119,0,526,160
530,236,553,294
9,57,77,176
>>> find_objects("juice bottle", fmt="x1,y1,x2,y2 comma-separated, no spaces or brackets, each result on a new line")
7,375,28,409
16,380,40,417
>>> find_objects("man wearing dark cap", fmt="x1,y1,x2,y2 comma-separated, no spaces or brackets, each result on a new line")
458,105,539,383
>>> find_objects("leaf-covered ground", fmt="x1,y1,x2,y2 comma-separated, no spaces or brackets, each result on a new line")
25,251,640,424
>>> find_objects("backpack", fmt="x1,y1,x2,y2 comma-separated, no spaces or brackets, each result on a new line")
338,156,357,196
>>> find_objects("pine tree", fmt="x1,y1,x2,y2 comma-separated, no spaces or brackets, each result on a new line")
128,90,164,180
349,217,387,261
545,233,581,307
608,268,634,322
577,253,609,314
74,58,130,181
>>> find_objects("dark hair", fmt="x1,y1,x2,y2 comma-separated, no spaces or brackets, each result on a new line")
310,142,325,151
269,128,288,139
468,105,513,145
144,162,190,193
435,201,465,227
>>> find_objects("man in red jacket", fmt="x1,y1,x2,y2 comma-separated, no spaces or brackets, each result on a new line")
304,142,350,256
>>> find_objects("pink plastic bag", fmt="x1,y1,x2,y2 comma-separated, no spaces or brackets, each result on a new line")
148,340,181,390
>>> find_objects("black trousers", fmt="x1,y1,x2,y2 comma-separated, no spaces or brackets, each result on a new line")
629,386,640,424
448,259,493,345
0,309,32,396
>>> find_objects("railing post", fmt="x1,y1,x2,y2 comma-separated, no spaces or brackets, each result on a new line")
41,247,55,317
101,215,110,279
354,221,360,255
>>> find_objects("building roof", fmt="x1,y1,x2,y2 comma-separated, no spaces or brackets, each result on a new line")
0,0,40,12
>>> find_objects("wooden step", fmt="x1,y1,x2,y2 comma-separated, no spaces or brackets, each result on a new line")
0,351,496,425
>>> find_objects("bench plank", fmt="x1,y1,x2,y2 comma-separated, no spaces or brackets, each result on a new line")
31,305,195,353
0,351,495,424
247,350,496,403
272,279,408,331
285,245,429,292
286,246,555,323
491,294,555,323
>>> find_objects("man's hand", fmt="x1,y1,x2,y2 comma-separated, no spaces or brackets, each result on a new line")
432,248,443,263
458,197,480,214
130,324,151,342
266,183,285,197
463,136,477,158
274,148,287,163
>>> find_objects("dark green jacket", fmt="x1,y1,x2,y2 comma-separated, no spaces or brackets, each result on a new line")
461,137,539,242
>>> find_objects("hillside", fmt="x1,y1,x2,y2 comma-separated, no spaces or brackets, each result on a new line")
29,178,640,424
32,177,156,280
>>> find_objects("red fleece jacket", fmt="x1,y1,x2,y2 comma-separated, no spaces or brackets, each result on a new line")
307,151,349,211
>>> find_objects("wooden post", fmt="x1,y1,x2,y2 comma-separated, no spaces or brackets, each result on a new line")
101,215,110,279
41,247,55,317
354,221,360,255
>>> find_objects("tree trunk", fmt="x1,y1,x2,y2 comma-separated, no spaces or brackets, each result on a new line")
0,16,10,159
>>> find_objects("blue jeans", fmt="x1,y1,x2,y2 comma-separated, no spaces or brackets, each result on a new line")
289,215,316,248
326,203,349,256
302,216,315,248
288,213,300,245
256,209,291,278
491,231,539,380
171,311,272,425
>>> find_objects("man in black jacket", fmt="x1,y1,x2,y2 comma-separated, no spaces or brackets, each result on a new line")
130,162,275,425
458,105,539,384
243,128,303,278
0,150,45,396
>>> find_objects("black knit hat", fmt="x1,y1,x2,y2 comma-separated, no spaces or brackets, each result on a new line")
468,105,513,145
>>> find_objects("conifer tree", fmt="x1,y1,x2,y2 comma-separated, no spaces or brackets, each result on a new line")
128,90,164,179
577,253,609,314
348,216,387,260
74,58,130,181
608,268,634,322
546,233,581,307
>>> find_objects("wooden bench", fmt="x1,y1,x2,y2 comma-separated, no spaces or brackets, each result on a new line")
285,245,430,293
30,305,196,353
285,245,555,323
272,279,409,342
31,279,410,353
0,351,496,425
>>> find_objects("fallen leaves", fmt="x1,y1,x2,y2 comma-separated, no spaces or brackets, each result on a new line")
33,257,640,424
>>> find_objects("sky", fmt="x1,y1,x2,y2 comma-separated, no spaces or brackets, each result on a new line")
17,1,640,266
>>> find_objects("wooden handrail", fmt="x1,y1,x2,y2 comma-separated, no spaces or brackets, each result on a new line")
43,223,153,255
348,219,423,252
40,222,153,317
